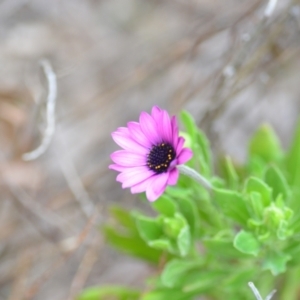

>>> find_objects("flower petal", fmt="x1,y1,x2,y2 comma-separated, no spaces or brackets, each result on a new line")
151,106,162,117
117,166,154,188
146,172,169,201
160,110,173,144
177,148,193,164
139,112,161,144
112,131,147,154
109,164,129,172
127,121,152,148
130,175,156,194
176,137,185,154
171,116,178,147
110,150,146,167
167,168,179,185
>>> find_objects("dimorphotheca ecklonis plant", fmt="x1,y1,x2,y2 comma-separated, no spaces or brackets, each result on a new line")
78,107,300,300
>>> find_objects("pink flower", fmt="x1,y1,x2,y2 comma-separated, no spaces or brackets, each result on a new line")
109,106,193,201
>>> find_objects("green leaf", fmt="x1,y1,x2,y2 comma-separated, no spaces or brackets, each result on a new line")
223,269,257,292
204,239,249,259
233,230,260,256
180,110,198,139
161,259,204,288
148,239,175,252
263,251,291,275
182,270,226,293
103,207,163,263
176,197,199,236
109,206,136,229
248,124,282,163
135,214,162,242
245,177,272,206
286,119,300,186
221,156,239,189
247,156,266,178
160,261,226,296
142,289,191,300
103,226,162,263
162,213,187,239
77,286,140,300
248,192,264,220
213,188,249,226
180,110,212,177
195,130,212,177
152,195,177,217
277,220,293,240
263,203,293,232
161,213,191,256
177,226,191,257
265,166,290,200
284,240,300,264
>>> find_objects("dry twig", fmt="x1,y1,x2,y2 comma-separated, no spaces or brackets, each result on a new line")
23,60,57,161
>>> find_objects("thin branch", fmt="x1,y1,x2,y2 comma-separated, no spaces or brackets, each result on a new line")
57,133,95,219
265,289,277,300
23,59,57,161
264,0,278,18
248,282,276,300
7,184,73,240
67,234,102,300
248,282,263,300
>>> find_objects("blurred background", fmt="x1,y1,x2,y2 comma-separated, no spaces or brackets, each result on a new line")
0,0,300,299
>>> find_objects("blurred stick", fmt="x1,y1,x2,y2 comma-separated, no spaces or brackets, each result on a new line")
57,132,95,219
8,184,73,241
8,250,32,300
24,208,100,300
67,234,102,300
264,0,278,18
248,282,276,300
23,59,57,161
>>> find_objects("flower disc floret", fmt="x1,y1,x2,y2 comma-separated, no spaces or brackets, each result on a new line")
109,106,193,201
147,143,176,174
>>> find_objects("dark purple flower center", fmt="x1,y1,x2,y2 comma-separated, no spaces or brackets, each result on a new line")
147,143,176,174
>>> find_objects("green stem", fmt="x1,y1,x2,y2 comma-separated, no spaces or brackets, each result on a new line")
177,165,212,190
278,266,300,300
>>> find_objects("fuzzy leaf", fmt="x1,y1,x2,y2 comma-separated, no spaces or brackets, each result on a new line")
103,226,162,263
77,286,140,300
233,230,260,256
245,177,272,206
263,251,291,275
286,119,300,186
161,259,204,288
148,239,174,252
142,289,191,300
180,110,212,177
265,166,290,200
177,226,191,257
248,192,264,220
204,239,249,259
152,195,177,217
249,124,282,163
135,215,162,242
213,188,249,226
222,156,239,189
176,197,199,236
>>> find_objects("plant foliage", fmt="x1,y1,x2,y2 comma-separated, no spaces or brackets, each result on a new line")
78,112,300,300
